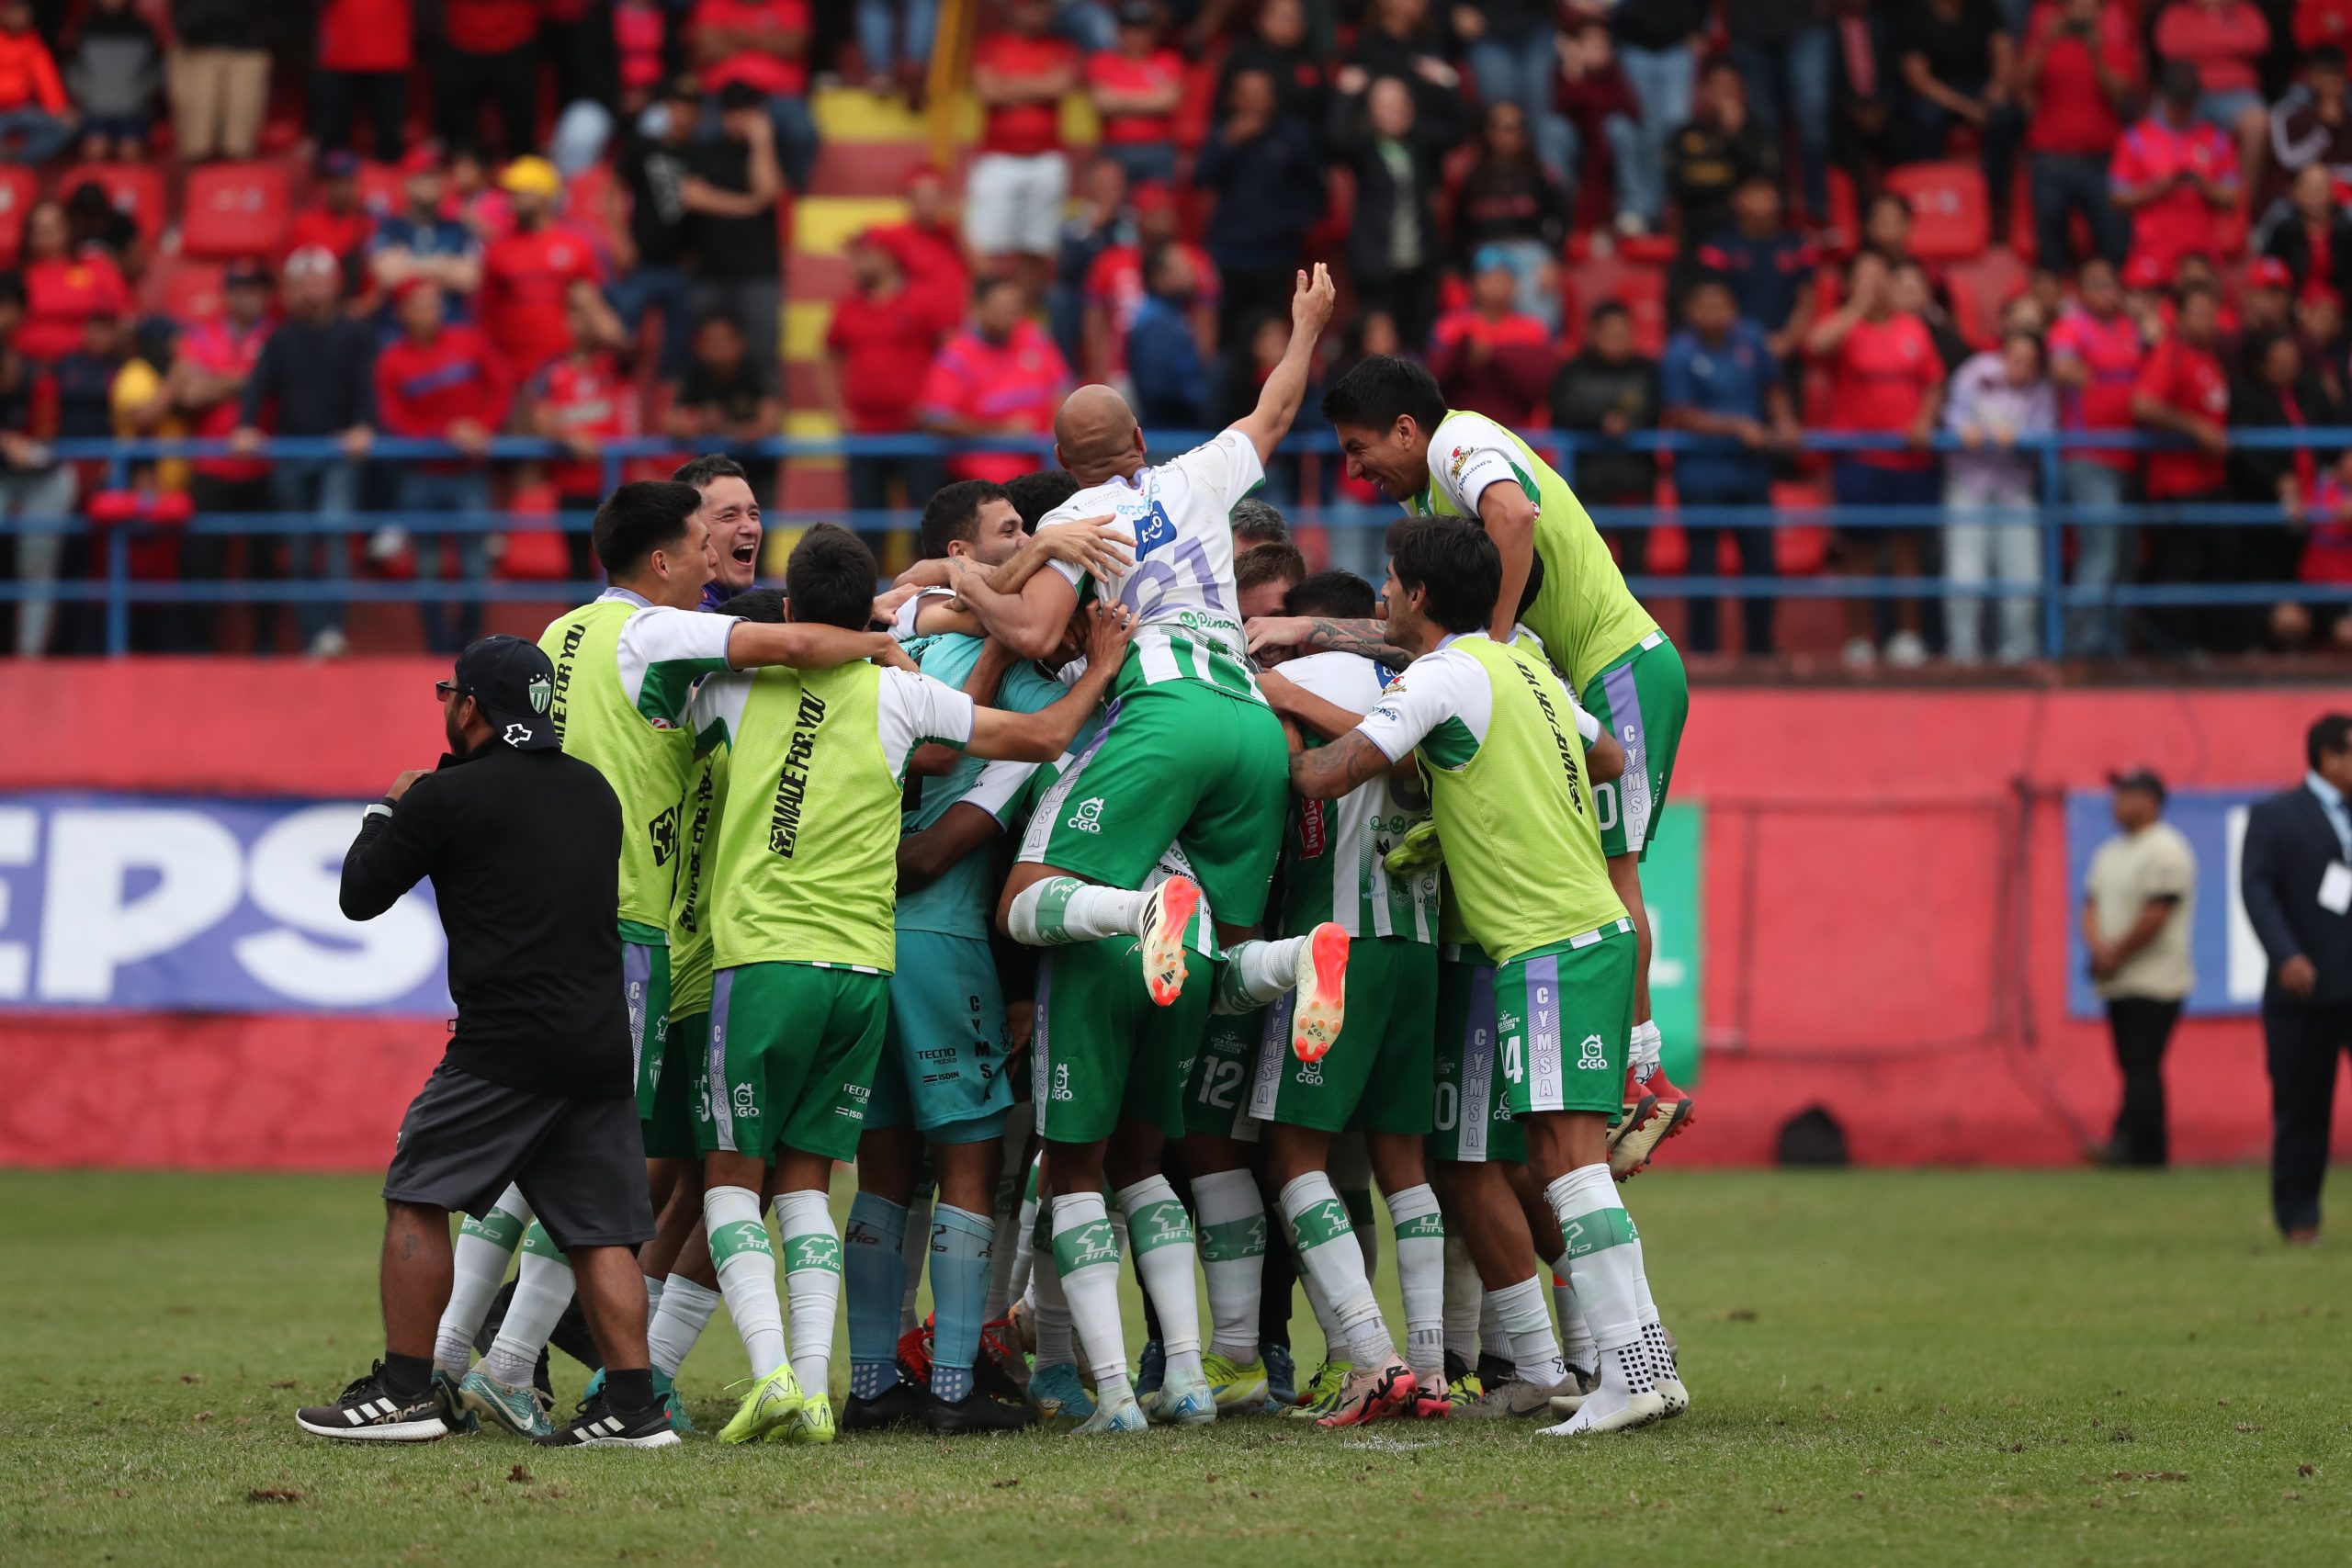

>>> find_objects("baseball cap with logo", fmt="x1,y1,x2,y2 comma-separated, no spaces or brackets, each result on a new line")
450,635,560,750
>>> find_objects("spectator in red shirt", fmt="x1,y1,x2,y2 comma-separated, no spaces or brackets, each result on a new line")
2020,0,2137,270
480,156,610,379
2132,279,2233,650
1081,180,1216,384
689,0,819,191
1087,2,1182,187
0,0,74,164
314,0,411,158
170,256,276,650
2274,444,2352,649
873,164,973,333
2047,256,2148,657
0,272,67,656
2154,0,2272,192
967,0,1080,291
1428,246,1554,423
823,230,950,535
17,200,129,362
435,0,540,159
288,150,378,271
1809,250,1946,667
526,288,639,580
2111,62,2242,277
918,275,1071,484
374,277,510,650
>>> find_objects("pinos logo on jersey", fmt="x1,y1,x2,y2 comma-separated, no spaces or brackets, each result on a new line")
1577,1034,1609,1071
1066,796,1106,834
731,1082,760,1117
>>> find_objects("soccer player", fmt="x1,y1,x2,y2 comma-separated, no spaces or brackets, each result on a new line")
690,526,1136,1446
1275,354,1695,1176
681,452,766,608
445,481,904,1438
841,480,1074,1436
1290,521,1684,1436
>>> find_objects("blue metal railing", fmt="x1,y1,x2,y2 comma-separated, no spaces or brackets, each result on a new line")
1,428,2346,656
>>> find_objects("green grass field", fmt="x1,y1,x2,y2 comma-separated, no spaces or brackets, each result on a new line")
2,1168,2346,1567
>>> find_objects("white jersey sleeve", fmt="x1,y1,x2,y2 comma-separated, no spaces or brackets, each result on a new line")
876,667,978,779
964,757,1039,824
1428,411,1539,520
687,671,752,750
1354,645,1491,766
1167,427,1266,516
616,604,740,724
891,586,958,640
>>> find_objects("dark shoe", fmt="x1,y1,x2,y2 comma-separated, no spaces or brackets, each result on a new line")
295,1362,450,1442
2285,1226,2321,1247
922,1387,1038,1434
841,1379,929,1431
535,1393,680,1449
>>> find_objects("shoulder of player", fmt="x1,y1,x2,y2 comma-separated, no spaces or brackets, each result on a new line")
1283,649,1384,701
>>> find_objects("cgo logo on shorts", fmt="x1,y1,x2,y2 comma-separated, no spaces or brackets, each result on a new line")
1577,1034,1609,1071
731,1082,760,1117
1066,796,1106,834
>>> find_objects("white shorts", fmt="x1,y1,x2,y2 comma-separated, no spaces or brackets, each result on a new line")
963,152,1069,256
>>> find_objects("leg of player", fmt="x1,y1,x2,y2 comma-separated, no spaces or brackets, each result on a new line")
1366,1133,1448,1411
924,1134,1035,1432
1215,924,1351,1062
1498,1159,1600,1395
704,1147,803,1445
982,1101,1035,1324
1023,1168,1096,1427
772,1148,845,1446
842,1126,922,1430
898,1176,934,1339
639,1220,718,1430
434,1184,531,1386
1106,1130,1214,1427
460,1222,571,1438
1182,1139,1272,1412
1263,1123,1418,1427
1522,1112,1671,1437
1432,1159,1580,1419
1001,863,1205,1008
1439,1228,1484,1404
1601,858,1693,1178
1041,1136,1148,1435
537,1243,678,1449
637,1167,704,1295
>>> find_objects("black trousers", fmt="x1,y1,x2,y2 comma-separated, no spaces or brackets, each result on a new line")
2105,996,2181,1167
312,68,406,159
2264,999,2352,1235
435,41,537,160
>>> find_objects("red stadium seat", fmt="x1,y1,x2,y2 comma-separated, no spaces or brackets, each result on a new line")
1945,249,2028,348
1562,254,1667,355
181,162,293,260
1885,162,1989,261
57,163,167,247
0,165,34,264
147,257,227,323
357,160,407,219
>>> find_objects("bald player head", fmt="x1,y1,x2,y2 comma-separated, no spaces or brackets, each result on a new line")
1053,384,1147,484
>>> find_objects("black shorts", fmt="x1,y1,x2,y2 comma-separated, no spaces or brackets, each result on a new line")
382,1061,655,1251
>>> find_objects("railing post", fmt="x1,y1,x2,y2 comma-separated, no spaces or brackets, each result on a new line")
2039,437,2064,660
106,525,130,657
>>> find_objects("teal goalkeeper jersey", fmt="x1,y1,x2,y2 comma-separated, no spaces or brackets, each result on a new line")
894,633,1071,941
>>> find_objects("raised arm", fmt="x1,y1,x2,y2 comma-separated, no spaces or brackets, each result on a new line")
1227,263,1339,467
965,604,1135,760
728,620,908,671
1290,728,1401,800
339,776,442,921
1476,478,1540,645
1246,614,1417,666
945,553,1083,660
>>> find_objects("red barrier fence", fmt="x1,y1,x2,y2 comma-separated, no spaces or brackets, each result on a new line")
3,661,2346,1170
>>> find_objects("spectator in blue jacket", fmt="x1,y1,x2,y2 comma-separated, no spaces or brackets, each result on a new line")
1195,66,1326,346
1126,243,1210,430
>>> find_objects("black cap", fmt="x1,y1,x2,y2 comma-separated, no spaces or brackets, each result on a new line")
2108,767,2166,803
453,636,560,750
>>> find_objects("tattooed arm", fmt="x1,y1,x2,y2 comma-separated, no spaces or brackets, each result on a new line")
1289,729,1403,800
1245,615,1417,668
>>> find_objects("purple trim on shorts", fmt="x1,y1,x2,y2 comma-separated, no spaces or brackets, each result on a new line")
708,966,737,1155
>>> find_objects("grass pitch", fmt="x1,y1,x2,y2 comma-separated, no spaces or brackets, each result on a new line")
1,1168,2346,1567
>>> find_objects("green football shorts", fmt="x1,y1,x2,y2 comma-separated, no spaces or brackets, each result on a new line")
1032,937,1215,1145
622,933,671,1122
1494,922,1637,1120
1249,935,1437,1135
699,961,888,1164
643,1008,705,1161
1429,950,1524,1165
1017,681,1290,928
1183,1001,1264,1142
1580,634,1689,863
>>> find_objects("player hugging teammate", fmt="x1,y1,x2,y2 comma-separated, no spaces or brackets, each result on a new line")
315,268,1697,1449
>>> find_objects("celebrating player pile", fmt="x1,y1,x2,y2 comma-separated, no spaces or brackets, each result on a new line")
300,264,1695,1451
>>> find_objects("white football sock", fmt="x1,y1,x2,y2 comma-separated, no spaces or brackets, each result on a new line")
898,1189,933,1334
1279,1173,1393,1369
1341,1187,1378,1287
1215,935,1307,1011
1302,1266,1346,1356
642,1273,664,1315
982,1133,1027,1322
1385,1183,1446,1384
482,1225,573,1387
1442,1232,1481,1364
704,1184,786,1379
1030,1243,1076,1367
1544,1164,1659,1416
1192,1168,1267,1363
646,1274,720,1379
1491,1275,1568,1386
1051,1191,1133,1408
1006,878,1149,946
1547,1259,1598,1373
1477,1281,1507,1363
1628,1018,1662,1077
435,1185,530,1377
1006,1156,1042,1312
774,1190,843,1401
1117,1176,1204,1387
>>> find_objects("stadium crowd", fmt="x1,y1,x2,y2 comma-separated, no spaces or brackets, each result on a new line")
0,0,2348,664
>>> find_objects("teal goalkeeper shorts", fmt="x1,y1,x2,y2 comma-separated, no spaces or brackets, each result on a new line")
870,931,1014,1143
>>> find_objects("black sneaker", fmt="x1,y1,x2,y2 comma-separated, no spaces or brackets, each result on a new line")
921,1387,1039,1435
1476,1352,1514,1391
841,1379,928,1431
534,1393,681,1449
295,1362,452,1442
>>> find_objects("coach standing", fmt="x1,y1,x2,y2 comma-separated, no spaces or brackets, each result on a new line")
295,636,676,1449
2239,715,2352,1245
